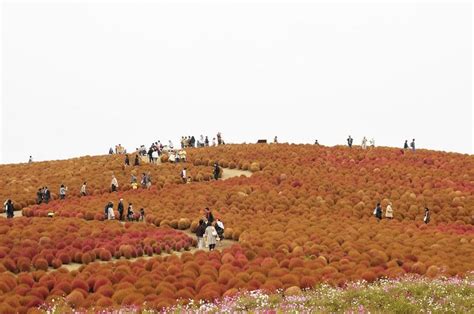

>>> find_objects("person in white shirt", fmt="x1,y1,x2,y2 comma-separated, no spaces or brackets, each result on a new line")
59,184,68,200
169,152,176,163
361,137,368,149
152,150,159,164
370,138,375,148
169,140,174,149
80,182,87,196
181,168,187,183
28,156,33,163
111,176,118,192
212,138,216,146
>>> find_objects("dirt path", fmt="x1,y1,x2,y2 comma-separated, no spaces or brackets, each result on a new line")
221,168,252,180
59,228,237,272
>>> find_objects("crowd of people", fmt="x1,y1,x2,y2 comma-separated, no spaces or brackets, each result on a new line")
104,199,145,222
195,207,225,251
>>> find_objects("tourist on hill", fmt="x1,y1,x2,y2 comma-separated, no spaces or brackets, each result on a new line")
147,147,153,163
152,150,159,164
404,140,409,150
169,140,174,149
204,222,218,251
111,176,118,192
134,154,140,166
139,208,145,222
43,187,51,203
124,154,130,166
80,182,87,196
104,201,113,219
314,139,319,145
118,199,124,221
213,163,220,180
181,168,187,183
179,150,187,162
424,207,430,224
204,207,215,224
109,148,114,155
410,139,416,152
59,184,67,200
212,138,216,147
130,174,137,184
370,138,375,148
169,151,176,163
199,135,205,147
205,136,209,147
347,136,353,148
274,136,278,144
36,188,43,204
373,203,382,220
29,156,33,163
4,200,14,218
361,137,368,149
385,203,393,219
195,219,206,249
215,218,225,240
107,203,115,220
141,173,148,188
127,203,134,221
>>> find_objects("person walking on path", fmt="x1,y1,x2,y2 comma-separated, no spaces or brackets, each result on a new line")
347,136,353,148
195,219,206,249
80,182,87,196
36,188,43,204
111,175,119,192
4,200,14,218
385,202,393,219
118,199,124,221
213,163,220,180
373,203,382,220
59,184,67,200
424,207,430,224
215,218,225,240
204,222,218,251
104,201,112,219
124,154,130,166
410,139,416,152
181,168,187,183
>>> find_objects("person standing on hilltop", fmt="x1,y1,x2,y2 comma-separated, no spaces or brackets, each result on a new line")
361,136,368,149
80,182,87,196
370,138,375,148
274,136,278,144
111,175,118,192
404,140,409,150
410,139,416,152
124,154,130,166
169,140,174,149
28,156,33,163
205,136,209,147
347,136,353,148
134,154,140,166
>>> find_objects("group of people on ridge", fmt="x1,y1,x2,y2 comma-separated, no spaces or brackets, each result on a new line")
104,199,145,221
373,202,430,224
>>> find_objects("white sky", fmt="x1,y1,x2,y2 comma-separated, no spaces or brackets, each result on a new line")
1,1,472,163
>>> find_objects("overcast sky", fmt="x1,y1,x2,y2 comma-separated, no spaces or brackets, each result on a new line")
1,1,472,164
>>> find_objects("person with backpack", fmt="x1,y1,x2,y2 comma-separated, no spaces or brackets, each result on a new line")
195,219,206,249
424,207,430,224
410,139,416,152
404,140,409,150
204,221,218,251
43,187,51,203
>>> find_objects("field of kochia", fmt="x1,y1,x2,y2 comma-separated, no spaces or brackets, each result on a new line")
0,144,472,312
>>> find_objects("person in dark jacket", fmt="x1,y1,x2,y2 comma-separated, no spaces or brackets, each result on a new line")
117,199,124,221
404,140,409,149
134,155,140,166
347,135,353,148
374,203,382,220
4,200,14,218
127,203,134,221
124,154,130,166
213,163,220,180
36,188,43,204
195,219,206,249
43,187,51,203
204,207,215,224
424,207,431,224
